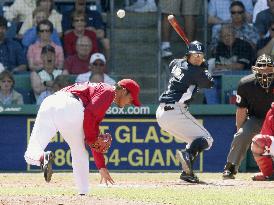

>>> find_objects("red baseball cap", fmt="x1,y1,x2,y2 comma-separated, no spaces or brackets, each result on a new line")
118,79,141,106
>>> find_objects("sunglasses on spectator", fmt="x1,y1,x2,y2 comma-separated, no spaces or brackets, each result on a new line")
93,62,105,66
231,11,244,15
271,28,274,31
39,29,51,33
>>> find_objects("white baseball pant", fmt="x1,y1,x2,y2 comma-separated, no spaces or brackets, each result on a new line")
24,91,90,194
156,103,213,149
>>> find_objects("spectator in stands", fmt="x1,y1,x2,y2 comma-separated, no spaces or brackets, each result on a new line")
210,1,259,52
0,16,27,73
159,0,204,58
62,0,103,33
208,0,253,26
253,0,268,23
0,70,23,105
22,7,61,51
19,0,62,37
3,0,36,24
30,45,68,102
63,11,98,57
255,0,274,38
256,20,274,58
229,1,259,49
213,25,253,73
64,36,93,75
36,74,71,105
75,52,115,85
62,0,110,60
89,73,104,83
27,20,64,71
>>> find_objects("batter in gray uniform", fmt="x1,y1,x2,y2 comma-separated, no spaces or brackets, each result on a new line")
222,54,274,179
156,41,214,183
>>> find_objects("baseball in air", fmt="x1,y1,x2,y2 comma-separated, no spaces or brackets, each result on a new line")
117,9,125,18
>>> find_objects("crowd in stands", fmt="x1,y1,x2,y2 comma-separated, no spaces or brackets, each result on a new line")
0,0,111,105
207,0,274,71
0,0,274,105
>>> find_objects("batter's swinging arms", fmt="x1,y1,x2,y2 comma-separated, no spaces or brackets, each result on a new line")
24,79,141,195
156,41,214,183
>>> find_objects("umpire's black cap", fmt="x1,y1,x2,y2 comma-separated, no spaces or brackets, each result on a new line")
187,41,204,54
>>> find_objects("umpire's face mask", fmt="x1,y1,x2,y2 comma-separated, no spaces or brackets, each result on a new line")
253,65,274,89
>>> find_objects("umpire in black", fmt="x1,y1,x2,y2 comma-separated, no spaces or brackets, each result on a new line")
223,54,274,179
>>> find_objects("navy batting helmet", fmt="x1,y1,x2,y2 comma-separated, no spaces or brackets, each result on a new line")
187,41,204,54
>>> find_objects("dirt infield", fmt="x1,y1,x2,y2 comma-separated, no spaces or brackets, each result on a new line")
0,173,273,205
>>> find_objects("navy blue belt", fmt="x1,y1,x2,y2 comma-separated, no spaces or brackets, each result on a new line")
164,105,174,111
162,102,175,111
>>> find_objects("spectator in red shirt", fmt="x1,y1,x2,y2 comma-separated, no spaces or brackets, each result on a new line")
62,0,110,60
24,78,141,195
251,102,274,181
64,35,92,74
63,11,98,57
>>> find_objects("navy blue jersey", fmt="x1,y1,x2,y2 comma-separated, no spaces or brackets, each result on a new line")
159,59,214,104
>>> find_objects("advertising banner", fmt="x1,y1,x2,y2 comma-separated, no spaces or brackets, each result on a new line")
0,115,236,172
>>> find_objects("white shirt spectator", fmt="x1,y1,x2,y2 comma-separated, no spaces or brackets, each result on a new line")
4,0,36,22
75,71,116,85
253,0,268,23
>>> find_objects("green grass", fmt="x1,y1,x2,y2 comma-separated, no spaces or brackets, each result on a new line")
0,173,273,205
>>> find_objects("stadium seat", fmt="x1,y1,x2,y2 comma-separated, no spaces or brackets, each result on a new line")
13,73,35,104
221,74,246,103
14,73,32,91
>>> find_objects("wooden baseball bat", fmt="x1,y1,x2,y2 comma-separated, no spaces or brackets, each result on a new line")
167,15,190,45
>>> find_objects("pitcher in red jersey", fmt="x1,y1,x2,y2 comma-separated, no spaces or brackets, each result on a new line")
24,79,141,195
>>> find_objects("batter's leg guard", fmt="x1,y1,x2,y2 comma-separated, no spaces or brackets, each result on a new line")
222,162,236,179
188,137,209,155
177,138,210,175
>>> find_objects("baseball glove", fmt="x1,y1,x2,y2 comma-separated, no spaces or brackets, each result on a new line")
91,133,112,153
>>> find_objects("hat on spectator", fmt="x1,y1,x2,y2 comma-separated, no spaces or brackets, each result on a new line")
90,53,106,64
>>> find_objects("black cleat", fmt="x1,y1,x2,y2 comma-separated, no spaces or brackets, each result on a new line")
41,151,54,183
222,162,236,180
222,170,235,179
176,150,193,175
180,171,199,183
